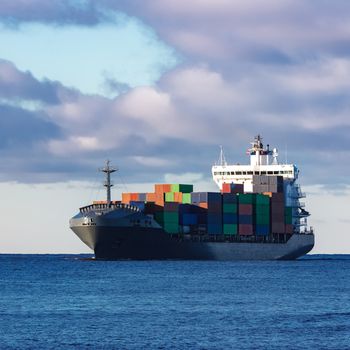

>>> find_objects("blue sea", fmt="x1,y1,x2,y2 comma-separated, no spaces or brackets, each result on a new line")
0,255,349,349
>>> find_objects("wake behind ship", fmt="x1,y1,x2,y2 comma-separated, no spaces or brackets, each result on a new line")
70,136,314,260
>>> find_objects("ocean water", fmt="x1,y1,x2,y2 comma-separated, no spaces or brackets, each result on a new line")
0,255,350,350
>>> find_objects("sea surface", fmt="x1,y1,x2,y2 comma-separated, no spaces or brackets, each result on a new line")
0,255,349,350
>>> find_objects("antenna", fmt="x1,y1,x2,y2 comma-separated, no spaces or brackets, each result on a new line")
219,145,227,166
100,160,117,206
285,143,288,164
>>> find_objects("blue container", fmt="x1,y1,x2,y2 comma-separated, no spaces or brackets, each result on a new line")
207,213,222,225
197,213,208,224
239,215,253,224
222,193,238,204
191,192,221,203
179,204,192,214
255,225,270,236
181,213,198,225
138,193,147,202
207,223,223,234
130,201,145,211
223,213,238,224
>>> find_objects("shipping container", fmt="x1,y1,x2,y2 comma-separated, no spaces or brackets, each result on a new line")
182,193,192,204
285,224,294,234
239,215,253,224
255,225,270,236
146,193,156,202
163,211,179,223
271,223,285,234
180,213,198,225
171,184,193,193
207,223,223,234
255,205,270,216
239,224,253,235
174,192,183,203
223,213,238,224
223,203,237,213
222,193,238,204
255,214,270,225
165,192,174,202
223,224,238,235
238,193,255,204
129,201,145,211
155,184,172,193
255,194,270,205
163,223,179,234
239,203,253,215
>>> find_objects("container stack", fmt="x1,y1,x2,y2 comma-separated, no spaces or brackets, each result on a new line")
191,192,222,234
222,193,238,235
238,193,254,235
119,178,293,237
163,202,180,233
252,176,283,193
254,194,270,235
271,193,285,234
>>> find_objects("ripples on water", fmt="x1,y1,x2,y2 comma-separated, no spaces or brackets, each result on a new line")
0,254,349,349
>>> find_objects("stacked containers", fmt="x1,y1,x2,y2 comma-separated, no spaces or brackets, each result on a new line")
191,192,222,234
285,207,293,234
271,193,285,233
163,202,179,233
268,176,284,193
254,194,270,235
222,193,238,235
238,193,254,235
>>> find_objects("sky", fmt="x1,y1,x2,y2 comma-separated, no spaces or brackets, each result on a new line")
0,0,349,254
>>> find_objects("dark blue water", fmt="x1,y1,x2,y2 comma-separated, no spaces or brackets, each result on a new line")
0,255,350,349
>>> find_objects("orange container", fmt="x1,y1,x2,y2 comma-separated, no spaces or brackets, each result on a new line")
122,193,131,204
130,193,139,201
146,193,157,202
263,192,273,197
155,184,172,193
174,192,183,203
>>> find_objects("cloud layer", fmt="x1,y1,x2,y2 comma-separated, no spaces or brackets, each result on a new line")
1,1,350,187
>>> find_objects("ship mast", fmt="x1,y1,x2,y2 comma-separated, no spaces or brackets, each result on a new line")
100,160,117,206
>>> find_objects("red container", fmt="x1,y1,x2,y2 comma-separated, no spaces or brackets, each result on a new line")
285,224,293,234
239,204,253,215
271,223,286,233
130,193,139,201
239,224,253,235
221,183,232,193
271,193,284,203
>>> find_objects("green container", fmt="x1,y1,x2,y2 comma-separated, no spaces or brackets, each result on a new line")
255,194,270,205
154,212,164,224
171,184,193,193
182,193,192,204
285,216,293,224
238,193,255,204
255,214,270,225
165,192,174,202
223,224,238,235
255,204,270,216
223,203,237,213
285,207,293,216
163,211,179,223
163,223,179,233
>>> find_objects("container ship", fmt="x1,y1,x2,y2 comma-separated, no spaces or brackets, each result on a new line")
70,135,314,260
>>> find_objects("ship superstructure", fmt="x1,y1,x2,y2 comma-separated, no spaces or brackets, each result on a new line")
212,135,310,233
